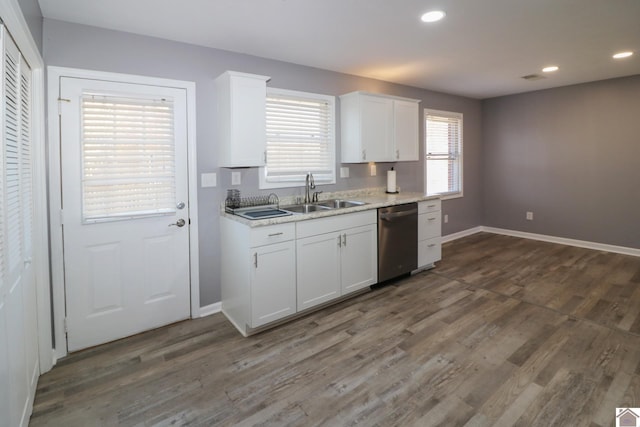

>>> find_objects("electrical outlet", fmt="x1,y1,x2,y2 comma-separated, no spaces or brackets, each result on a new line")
444,214,449,223
340,167,350,178
526,211,534,221
231,171,241,186
370,163,377,176
201,172,217,188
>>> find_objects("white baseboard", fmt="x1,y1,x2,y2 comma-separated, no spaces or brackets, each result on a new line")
199,302,222,318
441,226,484,243
443,225,640,257
482,226,640,257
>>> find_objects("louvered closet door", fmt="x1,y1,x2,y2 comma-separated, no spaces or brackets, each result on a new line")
1,25,39,427
60,77,191,352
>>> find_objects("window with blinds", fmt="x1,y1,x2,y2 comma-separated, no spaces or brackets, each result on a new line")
260,88,335,189
81,94,176,222
425,109,463,198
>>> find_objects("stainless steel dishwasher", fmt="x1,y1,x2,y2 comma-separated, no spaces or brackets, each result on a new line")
378,203,418,282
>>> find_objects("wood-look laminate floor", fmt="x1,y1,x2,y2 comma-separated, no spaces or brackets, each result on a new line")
30,232,640,427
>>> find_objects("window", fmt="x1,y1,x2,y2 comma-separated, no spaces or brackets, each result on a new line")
260,88,335,189
425,109,463,198
81,93,177,222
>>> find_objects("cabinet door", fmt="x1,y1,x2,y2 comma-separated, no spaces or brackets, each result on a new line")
251,241,296,327
297,232,342,311
341,224,378,294
229,76,267,166
360,95,394,162
394,100,419,161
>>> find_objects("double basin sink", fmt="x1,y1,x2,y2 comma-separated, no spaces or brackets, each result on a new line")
282,199,367,214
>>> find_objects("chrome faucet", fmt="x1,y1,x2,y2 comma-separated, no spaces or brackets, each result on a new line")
304,172,315,203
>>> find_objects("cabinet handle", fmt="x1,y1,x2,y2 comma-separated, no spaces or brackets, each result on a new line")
263,151,267,163
342,233,347,246
428,204,436,208
254,252,258,268
268,232,283,237
428,217,437,221
338,235,342,247
362,149,366,160
396,149,399,159
428,244,436,248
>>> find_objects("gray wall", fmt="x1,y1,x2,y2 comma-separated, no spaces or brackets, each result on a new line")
43,18,483,305
17,0,42,54
482,75,640,249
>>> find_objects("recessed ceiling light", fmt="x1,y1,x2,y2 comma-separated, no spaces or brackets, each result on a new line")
613,51,634,59
421,10,446,23
542,66,559,73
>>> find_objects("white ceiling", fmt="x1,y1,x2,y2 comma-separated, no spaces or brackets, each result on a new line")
38,0,640,99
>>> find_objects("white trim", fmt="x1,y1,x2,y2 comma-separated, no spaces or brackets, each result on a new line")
442,225,640,258
47,66,200,360
199,302,222,317
441,226,483,243
482,226,640,257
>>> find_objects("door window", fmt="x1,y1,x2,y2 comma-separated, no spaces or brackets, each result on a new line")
81,93,176,222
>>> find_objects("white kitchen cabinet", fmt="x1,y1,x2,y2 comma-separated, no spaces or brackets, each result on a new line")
296,231,342,310
417,199,442,269
251,241,296,327
220,217,296,335
340,91,420,163
215,71,270,167
296,210,377,310
394,99,420,161
340,224,378,294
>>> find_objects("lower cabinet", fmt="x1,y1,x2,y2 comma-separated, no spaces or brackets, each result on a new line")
220,217,296,335
297,211,377,311
221,209,380,335
251,241,296,327
417,199,442,269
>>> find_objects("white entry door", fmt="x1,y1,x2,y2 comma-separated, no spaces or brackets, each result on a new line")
59,77,191,352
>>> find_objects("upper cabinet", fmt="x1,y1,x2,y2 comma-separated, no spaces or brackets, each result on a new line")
340,91,420,163
215,71,270,167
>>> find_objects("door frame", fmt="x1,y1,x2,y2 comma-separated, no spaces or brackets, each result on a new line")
47,67,200,361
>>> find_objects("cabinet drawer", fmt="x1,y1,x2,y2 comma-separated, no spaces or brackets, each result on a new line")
418,211,441,240
419,199,441,214
296,210,376,239
250,223,295,247
418,237,442,268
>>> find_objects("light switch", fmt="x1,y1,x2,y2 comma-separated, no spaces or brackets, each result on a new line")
340,167,350,178
370,163,377,176
231,171,242,185
201,172,217,188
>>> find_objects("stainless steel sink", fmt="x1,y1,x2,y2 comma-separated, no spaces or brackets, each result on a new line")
282,204,333,214
317,199,367,209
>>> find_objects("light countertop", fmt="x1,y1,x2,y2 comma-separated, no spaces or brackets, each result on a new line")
221,188,440,227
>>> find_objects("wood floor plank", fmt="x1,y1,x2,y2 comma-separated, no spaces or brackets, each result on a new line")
30,232,640,427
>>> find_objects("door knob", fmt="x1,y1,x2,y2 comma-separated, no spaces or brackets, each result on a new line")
169,219,186,227
176,202,185,210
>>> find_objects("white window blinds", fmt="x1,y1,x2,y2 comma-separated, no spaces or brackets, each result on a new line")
261,88,335,188
425,110,463,197
81,94,176,222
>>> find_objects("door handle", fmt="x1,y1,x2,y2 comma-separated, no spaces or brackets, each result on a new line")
169,219,186,227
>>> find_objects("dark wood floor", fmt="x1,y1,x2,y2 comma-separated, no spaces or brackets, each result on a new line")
30,232,640,426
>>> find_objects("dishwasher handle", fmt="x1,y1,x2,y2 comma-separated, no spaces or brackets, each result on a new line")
379,208,418,221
